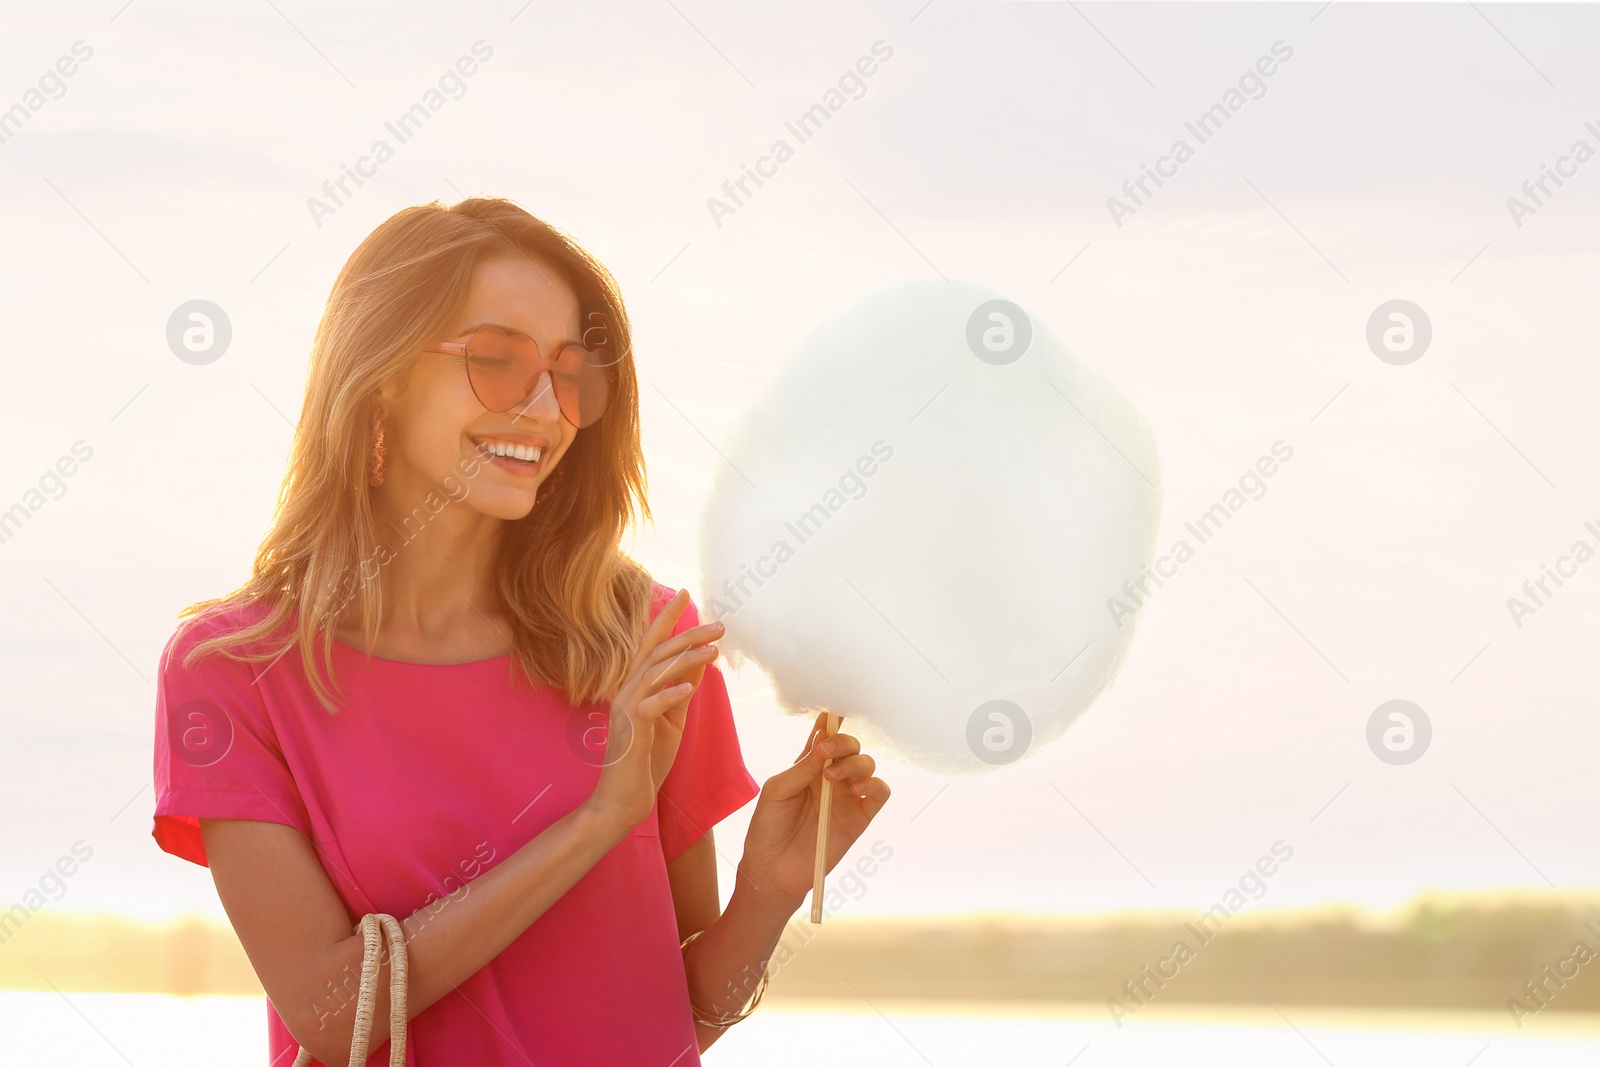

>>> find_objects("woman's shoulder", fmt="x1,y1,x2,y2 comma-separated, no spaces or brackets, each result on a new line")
161,596,288,675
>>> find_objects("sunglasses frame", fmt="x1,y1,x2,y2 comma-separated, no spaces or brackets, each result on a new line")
426,322,622,428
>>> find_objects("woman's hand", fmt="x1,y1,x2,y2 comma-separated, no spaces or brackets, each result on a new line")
585,589,724,835
737,711,891,910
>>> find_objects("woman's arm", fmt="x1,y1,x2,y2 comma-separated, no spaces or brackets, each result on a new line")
667,715,891,1052
203,798,631,1066
666,831,803,1053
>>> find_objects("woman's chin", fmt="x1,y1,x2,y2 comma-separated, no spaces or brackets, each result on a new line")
468,490,543,521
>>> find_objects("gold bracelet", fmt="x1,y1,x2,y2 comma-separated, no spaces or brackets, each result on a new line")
679,929,770,1029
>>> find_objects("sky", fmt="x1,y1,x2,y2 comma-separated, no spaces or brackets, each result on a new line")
0,0,1598,926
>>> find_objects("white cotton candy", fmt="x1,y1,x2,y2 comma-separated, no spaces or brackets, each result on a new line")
698,280,1162,775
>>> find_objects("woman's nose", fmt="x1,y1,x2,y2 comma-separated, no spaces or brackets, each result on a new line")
511,370,560,424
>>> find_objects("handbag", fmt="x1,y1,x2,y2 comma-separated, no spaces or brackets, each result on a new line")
292,913,410,1067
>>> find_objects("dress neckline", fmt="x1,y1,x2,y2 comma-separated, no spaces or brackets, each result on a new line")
329,635,513,668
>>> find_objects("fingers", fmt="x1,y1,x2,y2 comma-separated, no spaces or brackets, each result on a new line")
768,724,874,802
636,588,691,659
766,735,829,800
637,615,719,673
797,723,860,767
615,612,723,710
648,619,725,665
642,636,719,692
845,776,891,806
636,680,696,722
823,752,874,783
818,733,860,760
609,590,691,708
795,710,851,764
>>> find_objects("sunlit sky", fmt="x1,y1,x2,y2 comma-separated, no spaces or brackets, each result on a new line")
1,1,1597,925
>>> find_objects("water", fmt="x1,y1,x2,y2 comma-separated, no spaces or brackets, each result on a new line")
2,992,1596,1066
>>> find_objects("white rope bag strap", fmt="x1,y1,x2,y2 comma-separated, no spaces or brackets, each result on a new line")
291,912,410,1067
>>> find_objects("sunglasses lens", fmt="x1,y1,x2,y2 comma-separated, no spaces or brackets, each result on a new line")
551,344,614,429
463,330,530,412
464,330,615,427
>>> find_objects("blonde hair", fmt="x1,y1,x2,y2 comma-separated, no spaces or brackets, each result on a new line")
179,197,654,711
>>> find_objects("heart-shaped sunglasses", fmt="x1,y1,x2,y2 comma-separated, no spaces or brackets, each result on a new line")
425,322,620,428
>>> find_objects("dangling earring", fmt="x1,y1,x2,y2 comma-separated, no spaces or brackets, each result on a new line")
369,407,387,487
535,462,566,505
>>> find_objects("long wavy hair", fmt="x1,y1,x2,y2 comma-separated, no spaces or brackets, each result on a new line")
178,197,654,712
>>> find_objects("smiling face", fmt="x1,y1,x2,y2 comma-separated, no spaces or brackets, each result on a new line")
378,253,582,520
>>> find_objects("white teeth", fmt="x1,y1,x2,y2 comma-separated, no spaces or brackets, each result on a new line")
478,441,542,462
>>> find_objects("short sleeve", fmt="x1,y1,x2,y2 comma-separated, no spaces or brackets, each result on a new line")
651,586,761,862
151,608,313,867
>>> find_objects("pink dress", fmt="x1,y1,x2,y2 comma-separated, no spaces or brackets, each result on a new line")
151,583,760,1066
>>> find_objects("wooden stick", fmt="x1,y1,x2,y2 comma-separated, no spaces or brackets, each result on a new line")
810,712,842,924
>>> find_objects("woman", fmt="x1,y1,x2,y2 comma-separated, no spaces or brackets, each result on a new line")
150,197,890,1065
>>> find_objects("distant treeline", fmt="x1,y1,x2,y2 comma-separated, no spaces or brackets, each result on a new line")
774,894,1600,1014
8,895,1600,1015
